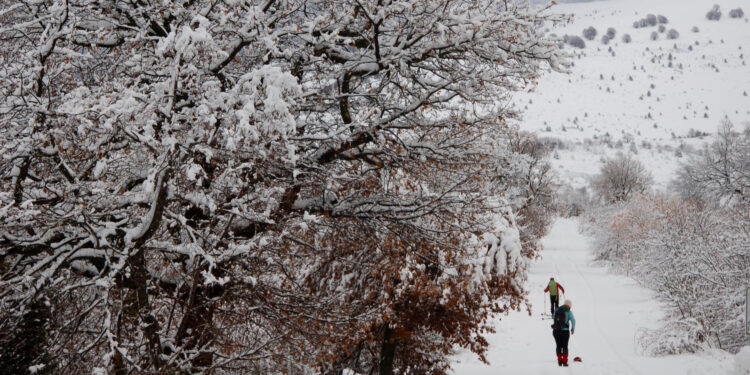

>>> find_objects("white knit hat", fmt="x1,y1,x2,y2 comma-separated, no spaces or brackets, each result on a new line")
564,299,572,308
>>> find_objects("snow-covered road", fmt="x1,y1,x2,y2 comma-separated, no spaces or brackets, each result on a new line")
451,218,734,375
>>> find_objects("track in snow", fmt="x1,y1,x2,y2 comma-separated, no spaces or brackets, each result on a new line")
451,218,730,375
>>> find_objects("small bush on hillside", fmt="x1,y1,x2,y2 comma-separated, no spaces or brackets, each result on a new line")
583,26,597,41
650,31,659,41
706,5,721,21
658,24,666,33
566,35,586,49
646,14,657,26
633,18,649,28
692,26,700,32
667,29,680,40
657,15,669,24
729,8,744,18
622,34,632,43
606,27,616,39
601,35,611,45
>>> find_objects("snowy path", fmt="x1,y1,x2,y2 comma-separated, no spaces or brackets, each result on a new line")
451,218,732,375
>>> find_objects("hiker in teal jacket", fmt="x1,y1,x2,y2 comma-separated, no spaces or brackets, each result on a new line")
552,299,576,367
544,277,565,316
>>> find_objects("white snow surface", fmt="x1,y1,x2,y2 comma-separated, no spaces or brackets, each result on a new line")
515,0,750,189
451,218,744,374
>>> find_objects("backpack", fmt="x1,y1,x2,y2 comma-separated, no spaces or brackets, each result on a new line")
551,307,567,330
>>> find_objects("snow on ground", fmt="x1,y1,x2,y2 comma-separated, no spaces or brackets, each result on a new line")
451,218,738,375
514,0,750,189
449,1,750,373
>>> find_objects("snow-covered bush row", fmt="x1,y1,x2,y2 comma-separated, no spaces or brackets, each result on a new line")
583,121,750,355
729,8,744,18
633,14,664,29
0,1,565,374
584,195,750,355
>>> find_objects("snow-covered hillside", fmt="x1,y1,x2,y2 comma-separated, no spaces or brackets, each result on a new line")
515,0,750,188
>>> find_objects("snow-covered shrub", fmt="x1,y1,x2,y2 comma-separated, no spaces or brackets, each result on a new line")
650,31,659,41
729,8,744,18
637,318,709,355
646,14,657,26
657,15,669,24
667,29,680,39
658,24,666,33
706,5,722,20
601,35,610,45
606,27,616,39
622,34,632,43
566,35,586,49
692,26,700,32
583,26,597,41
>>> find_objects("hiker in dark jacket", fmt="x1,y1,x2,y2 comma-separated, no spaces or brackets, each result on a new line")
544,277,565,316
552,299,576,367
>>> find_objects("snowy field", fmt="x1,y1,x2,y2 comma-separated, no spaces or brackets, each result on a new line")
451,218,746,374
514,0,750,189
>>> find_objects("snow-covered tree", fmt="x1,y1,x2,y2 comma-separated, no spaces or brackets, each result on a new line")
674,120,750,204
591,153,653,204
501,131,558,255
0,0,565,374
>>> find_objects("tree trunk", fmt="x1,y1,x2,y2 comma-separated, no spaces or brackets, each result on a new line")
379,326,396,375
